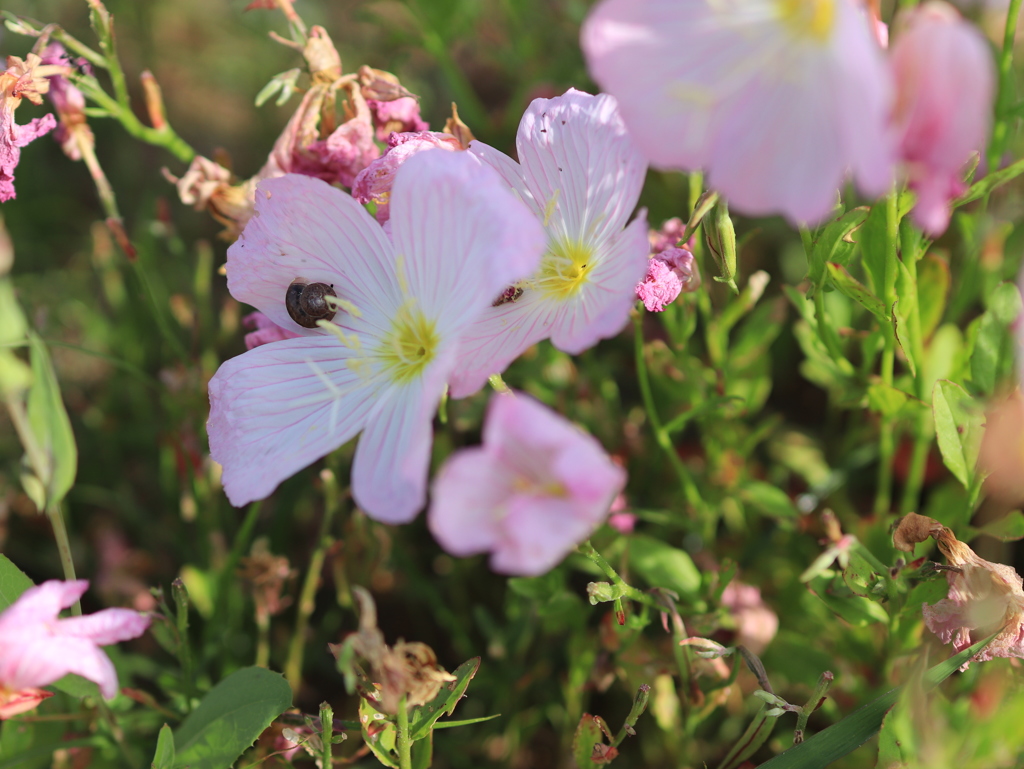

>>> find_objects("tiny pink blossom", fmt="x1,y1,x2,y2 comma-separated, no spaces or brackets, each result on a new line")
0,54,63,202
721,582,779,655
0,580,150,709
636,248,699,312
242,311,301,350
608,512,636,534
352,131,462,223
649,217,687,255
890,2,995,236
368,97,429,142
428,394,627,576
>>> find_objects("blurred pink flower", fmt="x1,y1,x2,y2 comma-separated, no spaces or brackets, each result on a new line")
649,217,687,255
581,0,895,224
352,131,462,223
429,394,627,575
448,89,650,398
368,97,429,142
0,53,62,202
608,512,636,534
721,581,779,655
0,580,150,713
40,44,92,161
890,2,995,236
636,247,699,312
208,151,545,522
242,311,301,350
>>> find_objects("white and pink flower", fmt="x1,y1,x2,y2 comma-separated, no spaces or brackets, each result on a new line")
207,150,546,522
428,393,627,576
890,2,995,236
0,580,150,717
581,0,895,224
448,89,650,398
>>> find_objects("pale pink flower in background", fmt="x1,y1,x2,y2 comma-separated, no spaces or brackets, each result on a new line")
0,53,63,202
368,97,429,142
636,247,699,313
0,580,150,715
581,0,895,224
429,394,627,576
242,311,301,350
607,493,636,533
721,581,779,655
448,89,650,398
352,131,462,223
208,150,546,522
890,2,995,236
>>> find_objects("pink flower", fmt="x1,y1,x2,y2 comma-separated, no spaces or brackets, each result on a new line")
40,44,92,161
581,0,895,224
0,54,62,202
448,89,650,398
889,2,995,236
649,217,687,255
242,311,301,350
208,151,546,522
0,580,150,711
368,97,429,142
428,394,627,576
352,131,462,223
721,582,779,655
636,247,699,313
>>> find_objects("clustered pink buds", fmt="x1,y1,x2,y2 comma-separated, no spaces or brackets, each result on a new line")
0,580,150,718
636,247,699,312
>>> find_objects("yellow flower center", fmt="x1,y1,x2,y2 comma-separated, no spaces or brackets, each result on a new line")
775,0,835,42
535,238,595,300
379,303,440,384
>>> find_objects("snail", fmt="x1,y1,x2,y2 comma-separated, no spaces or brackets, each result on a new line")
286,281,337,328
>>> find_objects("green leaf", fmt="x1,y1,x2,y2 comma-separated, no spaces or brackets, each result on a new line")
932,380,983,489
172,667,292,769
152,724,175,769
572,714,616,768
628,535,701,597
409,657,480,741
359,689,398,768
855,202,889,298
0,554,32,612
809,207,870,289
866,380,909,419
916,254,950,341
754,633,996,769
431,714,502,729
807,574,888,626
23,333,77,511
875,708,908,769
739,481,799,520
970,510,1024,542
826,263,889,323
893,261,920,377
970,283,1022,395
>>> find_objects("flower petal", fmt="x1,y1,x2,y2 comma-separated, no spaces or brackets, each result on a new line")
492,496,595,576
56,609,150,645
208,336,376,506
388,149,547,337
0,580,88,632
428,449,511,556
516,89,647,243
0,636,119,698
226,174,398,334
350,377,440,524
467,140,540,218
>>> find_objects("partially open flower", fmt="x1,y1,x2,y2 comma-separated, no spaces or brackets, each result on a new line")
894,513,1024,668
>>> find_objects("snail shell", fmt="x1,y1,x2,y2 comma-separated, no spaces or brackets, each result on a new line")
286,281,337,328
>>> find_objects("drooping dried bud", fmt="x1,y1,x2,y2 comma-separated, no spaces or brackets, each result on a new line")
893,512,944,552
303,26,342,82
358,65,415,102
379,640,457,713
443,103,475,149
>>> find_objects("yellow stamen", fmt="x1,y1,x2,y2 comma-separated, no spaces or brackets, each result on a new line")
534,237,595,300
542,189,561,227
378,301,440,384
775,0,835,42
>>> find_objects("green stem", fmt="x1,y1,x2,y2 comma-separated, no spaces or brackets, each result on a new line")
874,191,899,515
578,540,663,612
988,0,1023,173
898,429,930,514
284,473,341,692
633,313,702,511
396,695,413,769
46,503,81,614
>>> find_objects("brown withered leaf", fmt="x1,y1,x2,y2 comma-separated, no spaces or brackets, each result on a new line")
893,512,943,552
